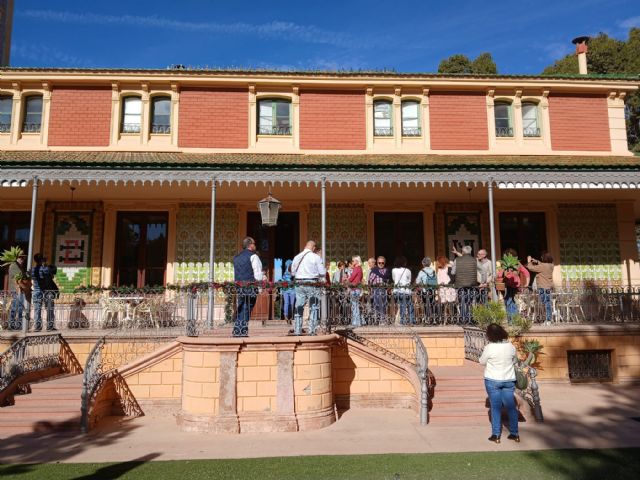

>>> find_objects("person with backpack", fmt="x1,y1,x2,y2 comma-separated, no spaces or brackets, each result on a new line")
416,257,438,324
31,253,59,331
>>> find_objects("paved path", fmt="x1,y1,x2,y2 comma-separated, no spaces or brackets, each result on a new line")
1,383,639,464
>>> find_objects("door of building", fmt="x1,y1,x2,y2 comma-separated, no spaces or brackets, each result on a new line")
247,212,300,280
499,212,548,264
0,212,31,290
114,212,168,287
374,212,424,275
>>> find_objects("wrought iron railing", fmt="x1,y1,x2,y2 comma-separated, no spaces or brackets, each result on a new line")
150,124,171,134
258,125,292,135
462,327,543,422
402,127,421,137
2,286,639,334
21,122,41,133
121,123,141,133
523,127,541,137
495,126,513,137
0,122,11,133
336,325,430,425
374,127,393,136
0,334,65,392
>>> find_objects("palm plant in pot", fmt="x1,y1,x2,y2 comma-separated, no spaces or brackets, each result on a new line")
0,246,32,292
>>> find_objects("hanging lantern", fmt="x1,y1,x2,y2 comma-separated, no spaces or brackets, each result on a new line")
258,192,281,227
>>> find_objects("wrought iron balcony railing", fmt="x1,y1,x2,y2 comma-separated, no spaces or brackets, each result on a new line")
21,122,41,133
523,127,541,137
121,123,141,134
402,127,422,137
0,122,11,133
374,127,393,137
151,124,171,134
495,126,514,137
258,125,292,135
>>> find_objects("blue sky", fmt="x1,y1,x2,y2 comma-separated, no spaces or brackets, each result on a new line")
9,0,640,74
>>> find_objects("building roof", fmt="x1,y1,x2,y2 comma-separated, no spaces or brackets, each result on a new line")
0,151,638,172
1,67,638,82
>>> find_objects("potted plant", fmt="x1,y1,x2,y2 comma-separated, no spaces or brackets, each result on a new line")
0,246,32,293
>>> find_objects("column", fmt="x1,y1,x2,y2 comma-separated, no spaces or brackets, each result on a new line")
24,177,39,335
393,87,401,149
248,85,257,149
109,82,120,145
41,83,51,146
170,83,180,147
10,83,21,144
421,88,430,151
487,178,498,301
365,87,374,150
513,90,523,147
141,83,150,146
207,180,217,328
486,89,496,150
292,86,300,150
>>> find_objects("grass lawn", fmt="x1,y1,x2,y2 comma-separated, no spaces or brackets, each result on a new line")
1,448,639,479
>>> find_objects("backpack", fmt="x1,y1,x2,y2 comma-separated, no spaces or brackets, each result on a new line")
421,268,438,288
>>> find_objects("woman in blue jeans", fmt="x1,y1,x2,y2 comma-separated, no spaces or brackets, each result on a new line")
479,323,520,444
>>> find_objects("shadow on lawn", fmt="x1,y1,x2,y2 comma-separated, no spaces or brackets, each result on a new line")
71,453,161,480
0,417,142,473
522,380,640,479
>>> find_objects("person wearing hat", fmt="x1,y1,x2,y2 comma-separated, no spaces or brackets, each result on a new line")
31,253,59,331
8,252,29,330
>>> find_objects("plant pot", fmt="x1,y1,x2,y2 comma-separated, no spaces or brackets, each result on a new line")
495,282,505,292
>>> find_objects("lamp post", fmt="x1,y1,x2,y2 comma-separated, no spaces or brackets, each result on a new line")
258,191,281,227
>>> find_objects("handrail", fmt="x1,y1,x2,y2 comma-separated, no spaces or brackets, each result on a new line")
463,326,543,422
80,336,105,432
0,334,66,393
414,334,429,425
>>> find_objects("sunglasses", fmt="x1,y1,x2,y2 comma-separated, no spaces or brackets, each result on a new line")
377,262,385,265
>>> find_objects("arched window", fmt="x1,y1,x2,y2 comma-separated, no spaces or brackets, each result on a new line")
151,96,171,134
494,101,513,137
401,100,421,136
0,95,12,133
121,96,142,133
373,99,393,136
258,98,291,135
22,95,43,133
522,102,540,137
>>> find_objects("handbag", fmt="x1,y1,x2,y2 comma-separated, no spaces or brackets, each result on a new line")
515,364,528,390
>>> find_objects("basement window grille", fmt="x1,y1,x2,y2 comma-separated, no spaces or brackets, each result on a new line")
567,350,613,382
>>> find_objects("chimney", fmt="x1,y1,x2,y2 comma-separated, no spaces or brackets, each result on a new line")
572,36,590,75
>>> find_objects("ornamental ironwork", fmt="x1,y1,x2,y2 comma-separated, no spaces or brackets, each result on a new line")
374,127,393,136
495,126,514,137
567,350,613,382
121,123,141,134
151,124,171,134
523,127,541,137
258,125,291,135
21,122,41,133
402,127,421,137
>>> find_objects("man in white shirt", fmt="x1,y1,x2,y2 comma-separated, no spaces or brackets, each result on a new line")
232,237,264,337
291,240,326,335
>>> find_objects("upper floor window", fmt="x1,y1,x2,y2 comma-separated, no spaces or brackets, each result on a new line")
401,100,421,137
121,96,142,134
0,96,11,133
373,100,393,136
494,101,513,137
22,95,43,133
151,96,171,134
258,98,291,135
522,102,541,137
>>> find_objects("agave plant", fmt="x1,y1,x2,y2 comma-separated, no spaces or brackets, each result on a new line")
471,301,507,329
501,253,520,272
0,245,25,267
520,339,543,366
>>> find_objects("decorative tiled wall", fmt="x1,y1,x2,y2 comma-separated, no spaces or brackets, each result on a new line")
308,204,367,270
42,202,103,292
558,204,622,287
435,203,490,260
174,204,238,284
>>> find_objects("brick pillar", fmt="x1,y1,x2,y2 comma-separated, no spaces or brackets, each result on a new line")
275,348,298,431
217,349,240,433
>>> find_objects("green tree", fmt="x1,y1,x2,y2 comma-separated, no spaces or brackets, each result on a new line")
438,53,498,74
471,52,498,74
438,54,472,74
543,29,640,151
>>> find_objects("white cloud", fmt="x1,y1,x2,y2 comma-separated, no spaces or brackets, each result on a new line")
618,16,640,29
10,43,94,67
19,9,375,49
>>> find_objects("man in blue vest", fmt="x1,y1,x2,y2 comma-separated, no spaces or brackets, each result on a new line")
232,237,263,337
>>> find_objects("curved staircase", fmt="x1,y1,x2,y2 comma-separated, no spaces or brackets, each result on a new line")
0,374,83,437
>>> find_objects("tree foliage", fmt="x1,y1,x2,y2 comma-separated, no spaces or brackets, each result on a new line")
438,52,497,74
543,29,640,151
